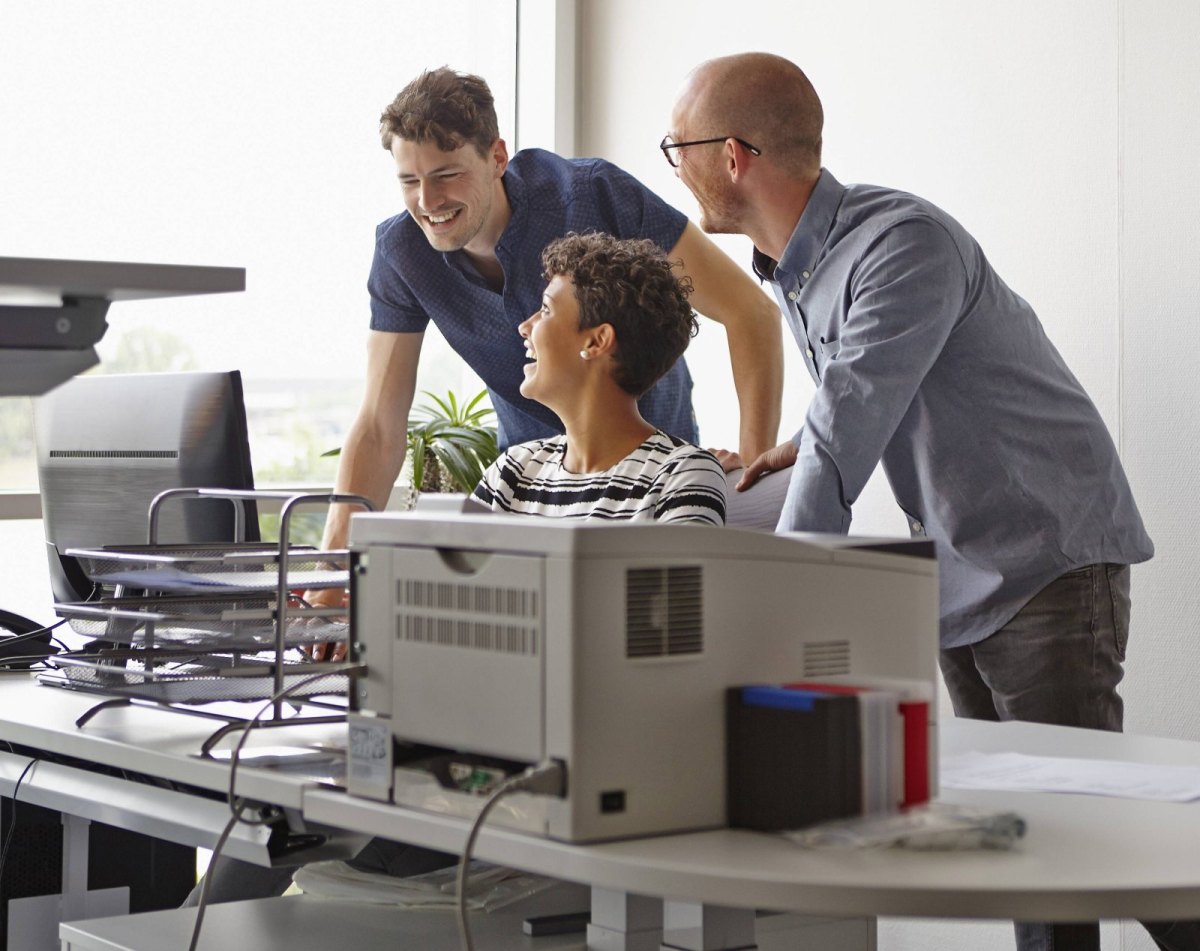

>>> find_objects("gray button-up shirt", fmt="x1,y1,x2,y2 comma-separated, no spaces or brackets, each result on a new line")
755,169,1153,648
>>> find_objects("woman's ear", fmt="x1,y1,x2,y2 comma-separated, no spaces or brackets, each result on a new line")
585,323,618,358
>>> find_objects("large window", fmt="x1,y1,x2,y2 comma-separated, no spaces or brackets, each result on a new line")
0,0,518,619
0,0,516,489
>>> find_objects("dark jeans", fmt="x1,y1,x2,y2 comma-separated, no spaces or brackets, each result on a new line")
182,837,455,907
940,564,1200,951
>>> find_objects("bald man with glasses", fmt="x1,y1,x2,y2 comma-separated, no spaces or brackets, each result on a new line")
665,49,1194,951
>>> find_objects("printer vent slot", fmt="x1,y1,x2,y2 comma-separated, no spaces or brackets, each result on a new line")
395,579,540,656
49,448,178,459
802,639,851,677
625,565,703,658
397,579,538,618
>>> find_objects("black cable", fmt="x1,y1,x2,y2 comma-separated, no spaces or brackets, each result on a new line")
187,662,364,951
225,663,364,825
0,618,68,643
0,582,109,666
0,652,59,670
0,758,40,901
186,811,237,951
455,761,566,951
0,619,68,670
0,644,122,671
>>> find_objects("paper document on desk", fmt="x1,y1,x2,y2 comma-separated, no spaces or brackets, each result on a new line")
292,859,558,911
943,751,1200,801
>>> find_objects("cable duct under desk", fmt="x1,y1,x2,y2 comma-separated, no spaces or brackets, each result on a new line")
0,748,363,867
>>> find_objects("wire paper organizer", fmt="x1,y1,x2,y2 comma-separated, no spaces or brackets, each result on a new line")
40,487,373,755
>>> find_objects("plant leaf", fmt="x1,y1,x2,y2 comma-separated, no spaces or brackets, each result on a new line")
431,441,478,492
400,388,499,490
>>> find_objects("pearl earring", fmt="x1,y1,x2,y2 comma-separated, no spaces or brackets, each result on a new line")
579,350,590,360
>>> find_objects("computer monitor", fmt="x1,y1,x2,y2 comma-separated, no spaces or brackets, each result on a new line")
33,370,259,604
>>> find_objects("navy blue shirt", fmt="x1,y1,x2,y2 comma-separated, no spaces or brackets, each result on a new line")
367,148,696,449
755,169,1153,648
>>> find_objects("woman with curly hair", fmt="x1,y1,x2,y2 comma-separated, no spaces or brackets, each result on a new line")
473,231,726,524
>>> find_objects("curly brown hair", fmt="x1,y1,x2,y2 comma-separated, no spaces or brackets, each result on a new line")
541,233,697,397
379,67,499,156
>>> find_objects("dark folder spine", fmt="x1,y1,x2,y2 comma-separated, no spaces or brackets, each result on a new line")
726,687,861,831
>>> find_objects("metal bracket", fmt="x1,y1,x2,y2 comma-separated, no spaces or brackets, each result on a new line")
0,296,111,349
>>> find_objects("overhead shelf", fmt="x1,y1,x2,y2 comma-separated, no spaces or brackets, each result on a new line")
0,255,245,396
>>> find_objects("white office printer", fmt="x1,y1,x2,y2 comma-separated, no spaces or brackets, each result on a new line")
346,511,938,843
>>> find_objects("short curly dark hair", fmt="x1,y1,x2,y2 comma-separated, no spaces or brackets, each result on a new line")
379,67,499,156
541,233,697,397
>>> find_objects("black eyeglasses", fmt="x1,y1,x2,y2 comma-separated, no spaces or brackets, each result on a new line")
659,134,761,168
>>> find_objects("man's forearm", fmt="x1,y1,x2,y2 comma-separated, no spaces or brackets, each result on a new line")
320,429,406,550
729,295,784,462
666,222,784,460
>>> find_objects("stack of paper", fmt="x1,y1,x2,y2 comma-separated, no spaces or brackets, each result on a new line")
942,751,1200,802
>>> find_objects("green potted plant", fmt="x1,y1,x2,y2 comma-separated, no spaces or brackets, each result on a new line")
324,388,499,496
404,389,499,494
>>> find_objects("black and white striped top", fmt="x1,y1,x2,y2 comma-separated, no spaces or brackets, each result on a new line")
473,431,726,524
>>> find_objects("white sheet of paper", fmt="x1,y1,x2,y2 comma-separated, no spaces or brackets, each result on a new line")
942,751,1200,802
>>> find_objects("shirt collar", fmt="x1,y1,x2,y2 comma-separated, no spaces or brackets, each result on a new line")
494,158,524,253
751,168,844,286
442,156,524,275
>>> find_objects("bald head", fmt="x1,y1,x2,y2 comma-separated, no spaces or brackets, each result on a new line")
677,53,823,178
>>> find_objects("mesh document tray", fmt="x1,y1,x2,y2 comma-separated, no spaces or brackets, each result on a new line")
66,543,350,595
41,651,349,705
54,595,348,649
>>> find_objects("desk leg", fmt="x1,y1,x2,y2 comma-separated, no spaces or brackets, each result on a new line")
7,813,128,950
660,903,877,951
661,902,756,950
59,813,90,922
587,887,664,950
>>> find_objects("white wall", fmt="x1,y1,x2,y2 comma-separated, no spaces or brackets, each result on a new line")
1121,2,1200,743
578,0,1124,539
578,2,1199,949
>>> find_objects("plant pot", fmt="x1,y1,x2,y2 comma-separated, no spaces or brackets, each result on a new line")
419,450,459,495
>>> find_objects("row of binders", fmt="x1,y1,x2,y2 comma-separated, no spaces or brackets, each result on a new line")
727,677,932,832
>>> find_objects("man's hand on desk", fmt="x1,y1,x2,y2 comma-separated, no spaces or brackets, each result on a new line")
300,586,349,663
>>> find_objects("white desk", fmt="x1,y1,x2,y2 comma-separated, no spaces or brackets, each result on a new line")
301,718,1200,923
0,673,365,949
3,675,1200,948
0,674,344,811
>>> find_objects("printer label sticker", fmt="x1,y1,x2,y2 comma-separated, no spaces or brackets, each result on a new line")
349,719,391,786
